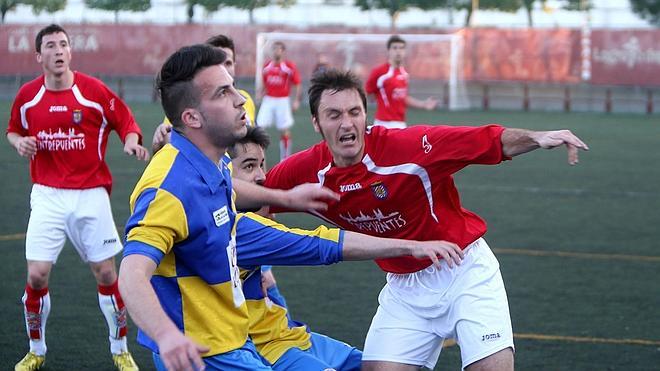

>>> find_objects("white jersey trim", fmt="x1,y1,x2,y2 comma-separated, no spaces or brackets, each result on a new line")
362,154,438,222
19,85,47,130
71,84,108,160
376,66,395,107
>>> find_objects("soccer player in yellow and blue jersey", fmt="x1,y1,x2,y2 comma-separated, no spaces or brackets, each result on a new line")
229,125,362,370
119,44,464,371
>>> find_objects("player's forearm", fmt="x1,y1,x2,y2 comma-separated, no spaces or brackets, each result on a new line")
118,255,180,342
341,231,417,260
6,132,22,149
405,96,424,109
294,84,302,102
501,128,541,157
124,132,141,146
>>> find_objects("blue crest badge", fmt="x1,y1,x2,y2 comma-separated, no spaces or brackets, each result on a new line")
370,181,388,200
72,109,83,124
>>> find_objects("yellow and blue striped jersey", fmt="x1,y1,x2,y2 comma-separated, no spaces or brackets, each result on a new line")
124,131,345,357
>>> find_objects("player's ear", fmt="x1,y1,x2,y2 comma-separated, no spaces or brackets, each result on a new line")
311,115,321,133
35,52,42,64
181,108,202,129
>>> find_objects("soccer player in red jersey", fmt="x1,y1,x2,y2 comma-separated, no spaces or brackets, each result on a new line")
6,24,148,371
365,35,438,129
256,41,302,162
264,69,589,371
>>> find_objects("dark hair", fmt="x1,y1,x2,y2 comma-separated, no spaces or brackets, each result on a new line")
35,24,69,53
156,44,227,128
228,126,271,158
272,41,285,50
308,69,367,120
205,34,235,57
387,35,406,49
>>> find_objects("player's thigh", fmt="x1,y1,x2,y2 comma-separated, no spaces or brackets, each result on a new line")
306,332,362,371
153,342,272,371
66,187,122,263
257,97,276,127
363,302,443,369
274,99,294,130
272,346,333,371
465,347,513,371
25,184,68,263
451,240,514,369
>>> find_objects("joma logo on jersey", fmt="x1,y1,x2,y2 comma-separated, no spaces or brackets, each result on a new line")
49,105,68,113
482,333,501,341
370,182,388,200
339,183,362,192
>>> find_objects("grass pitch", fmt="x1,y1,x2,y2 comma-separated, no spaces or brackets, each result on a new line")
0,100,658,370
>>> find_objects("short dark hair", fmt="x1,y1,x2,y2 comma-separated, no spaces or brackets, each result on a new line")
228,126,271,158
308,69,367,120
35,24,69,53
156,44,227,128
206,34,235,57
387,35,406,49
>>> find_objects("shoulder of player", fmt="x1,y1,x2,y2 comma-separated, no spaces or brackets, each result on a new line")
15,75,45,98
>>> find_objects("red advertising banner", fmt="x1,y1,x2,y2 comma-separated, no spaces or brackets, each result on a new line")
591,30,660,86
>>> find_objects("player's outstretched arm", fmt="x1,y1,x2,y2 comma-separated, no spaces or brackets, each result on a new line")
7,132,37,157
234,179,339,212
406,96,438,111
119,255,208,371
152,122,172,153
501,128,589,165
123,132,150,161
342,232,464,268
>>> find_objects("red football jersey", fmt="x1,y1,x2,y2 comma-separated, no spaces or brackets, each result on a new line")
261,60,301,98
264,125,508,274
365,63,409,122
7,72,142,193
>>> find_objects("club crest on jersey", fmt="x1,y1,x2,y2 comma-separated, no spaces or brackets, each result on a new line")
72,109,83,124
370,181,388,200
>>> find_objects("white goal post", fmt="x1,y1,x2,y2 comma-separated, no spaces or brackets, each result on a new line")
255,31,469,111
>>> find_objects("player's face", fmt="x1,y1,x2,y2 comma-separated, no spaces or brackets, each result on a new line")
388,42,406,66
37,32,71,77
312,88,367,167
272,44,284,60
193,65,247,148
219,47,236,77
231,142,267,185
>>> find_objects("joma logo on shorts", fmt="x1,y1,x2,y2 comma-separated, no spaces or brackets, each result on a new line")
103,238,117,245
482,333,501,341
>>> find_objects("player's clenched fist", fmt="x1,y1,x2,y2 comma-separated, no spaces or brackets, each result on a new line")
157,330,209,371
14,136,37,157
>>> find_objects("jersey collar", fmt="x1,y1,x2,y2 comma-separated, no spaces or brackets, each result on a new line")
170,130,228,194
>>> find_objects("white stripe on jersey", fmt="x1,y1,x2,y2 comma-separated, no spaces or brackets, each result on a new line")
362,154,438,222
71,84,108,160
376,66,395,107
19,85,47,130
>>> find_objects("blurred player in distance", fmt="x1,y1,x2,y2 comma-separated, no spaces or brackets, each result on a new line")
312,53,331,77
263,69,589,371
365,35,438,129
6,23,147,371
256,41,302,162
152,34,256,153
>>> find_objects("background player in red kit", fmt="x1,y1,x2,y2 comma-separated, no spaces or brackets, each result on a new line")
7,24,148,371
257,41,302,162
365,35,438,129
264,69,589,371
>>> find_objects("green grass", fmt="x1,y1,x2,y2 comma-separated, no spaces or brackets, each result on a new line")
1,100,659,370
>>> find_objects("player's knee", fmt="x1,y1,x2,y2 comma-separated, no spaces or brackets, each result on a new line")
90,259,118,285
26,270,49,288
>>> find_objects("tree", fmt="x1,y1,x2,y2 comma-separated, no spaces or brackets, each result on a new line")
227,0,295,25
451,0,522,27
1,0,21,23
84,0,150,23
629,0,660,25
355,0,417,29
25,0,66,14
522,0,536,27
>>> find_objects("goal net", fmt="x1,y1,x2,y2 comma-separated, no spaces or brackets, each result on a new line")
255,31,469,111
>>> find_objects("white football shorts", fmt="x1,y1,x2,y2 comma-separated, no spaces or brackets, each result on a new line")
362,238,514,370
372,119,407,129
256,96,294,130
25,184,122,263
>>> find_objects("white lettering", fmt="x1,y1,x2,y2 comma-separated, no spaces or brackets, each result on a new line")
339,209,407,234
8,34,30,53
36,128,86,152
593,36,660,68
49,105,68,113
339,183,362,192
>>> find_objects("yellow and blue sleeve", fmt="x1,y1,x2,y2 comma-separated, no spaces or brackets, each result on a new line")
235,212,343,269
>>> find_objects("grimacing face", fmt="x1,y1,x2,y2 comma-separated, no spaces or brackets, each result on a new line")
231,142,267,185
312,88,367,168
